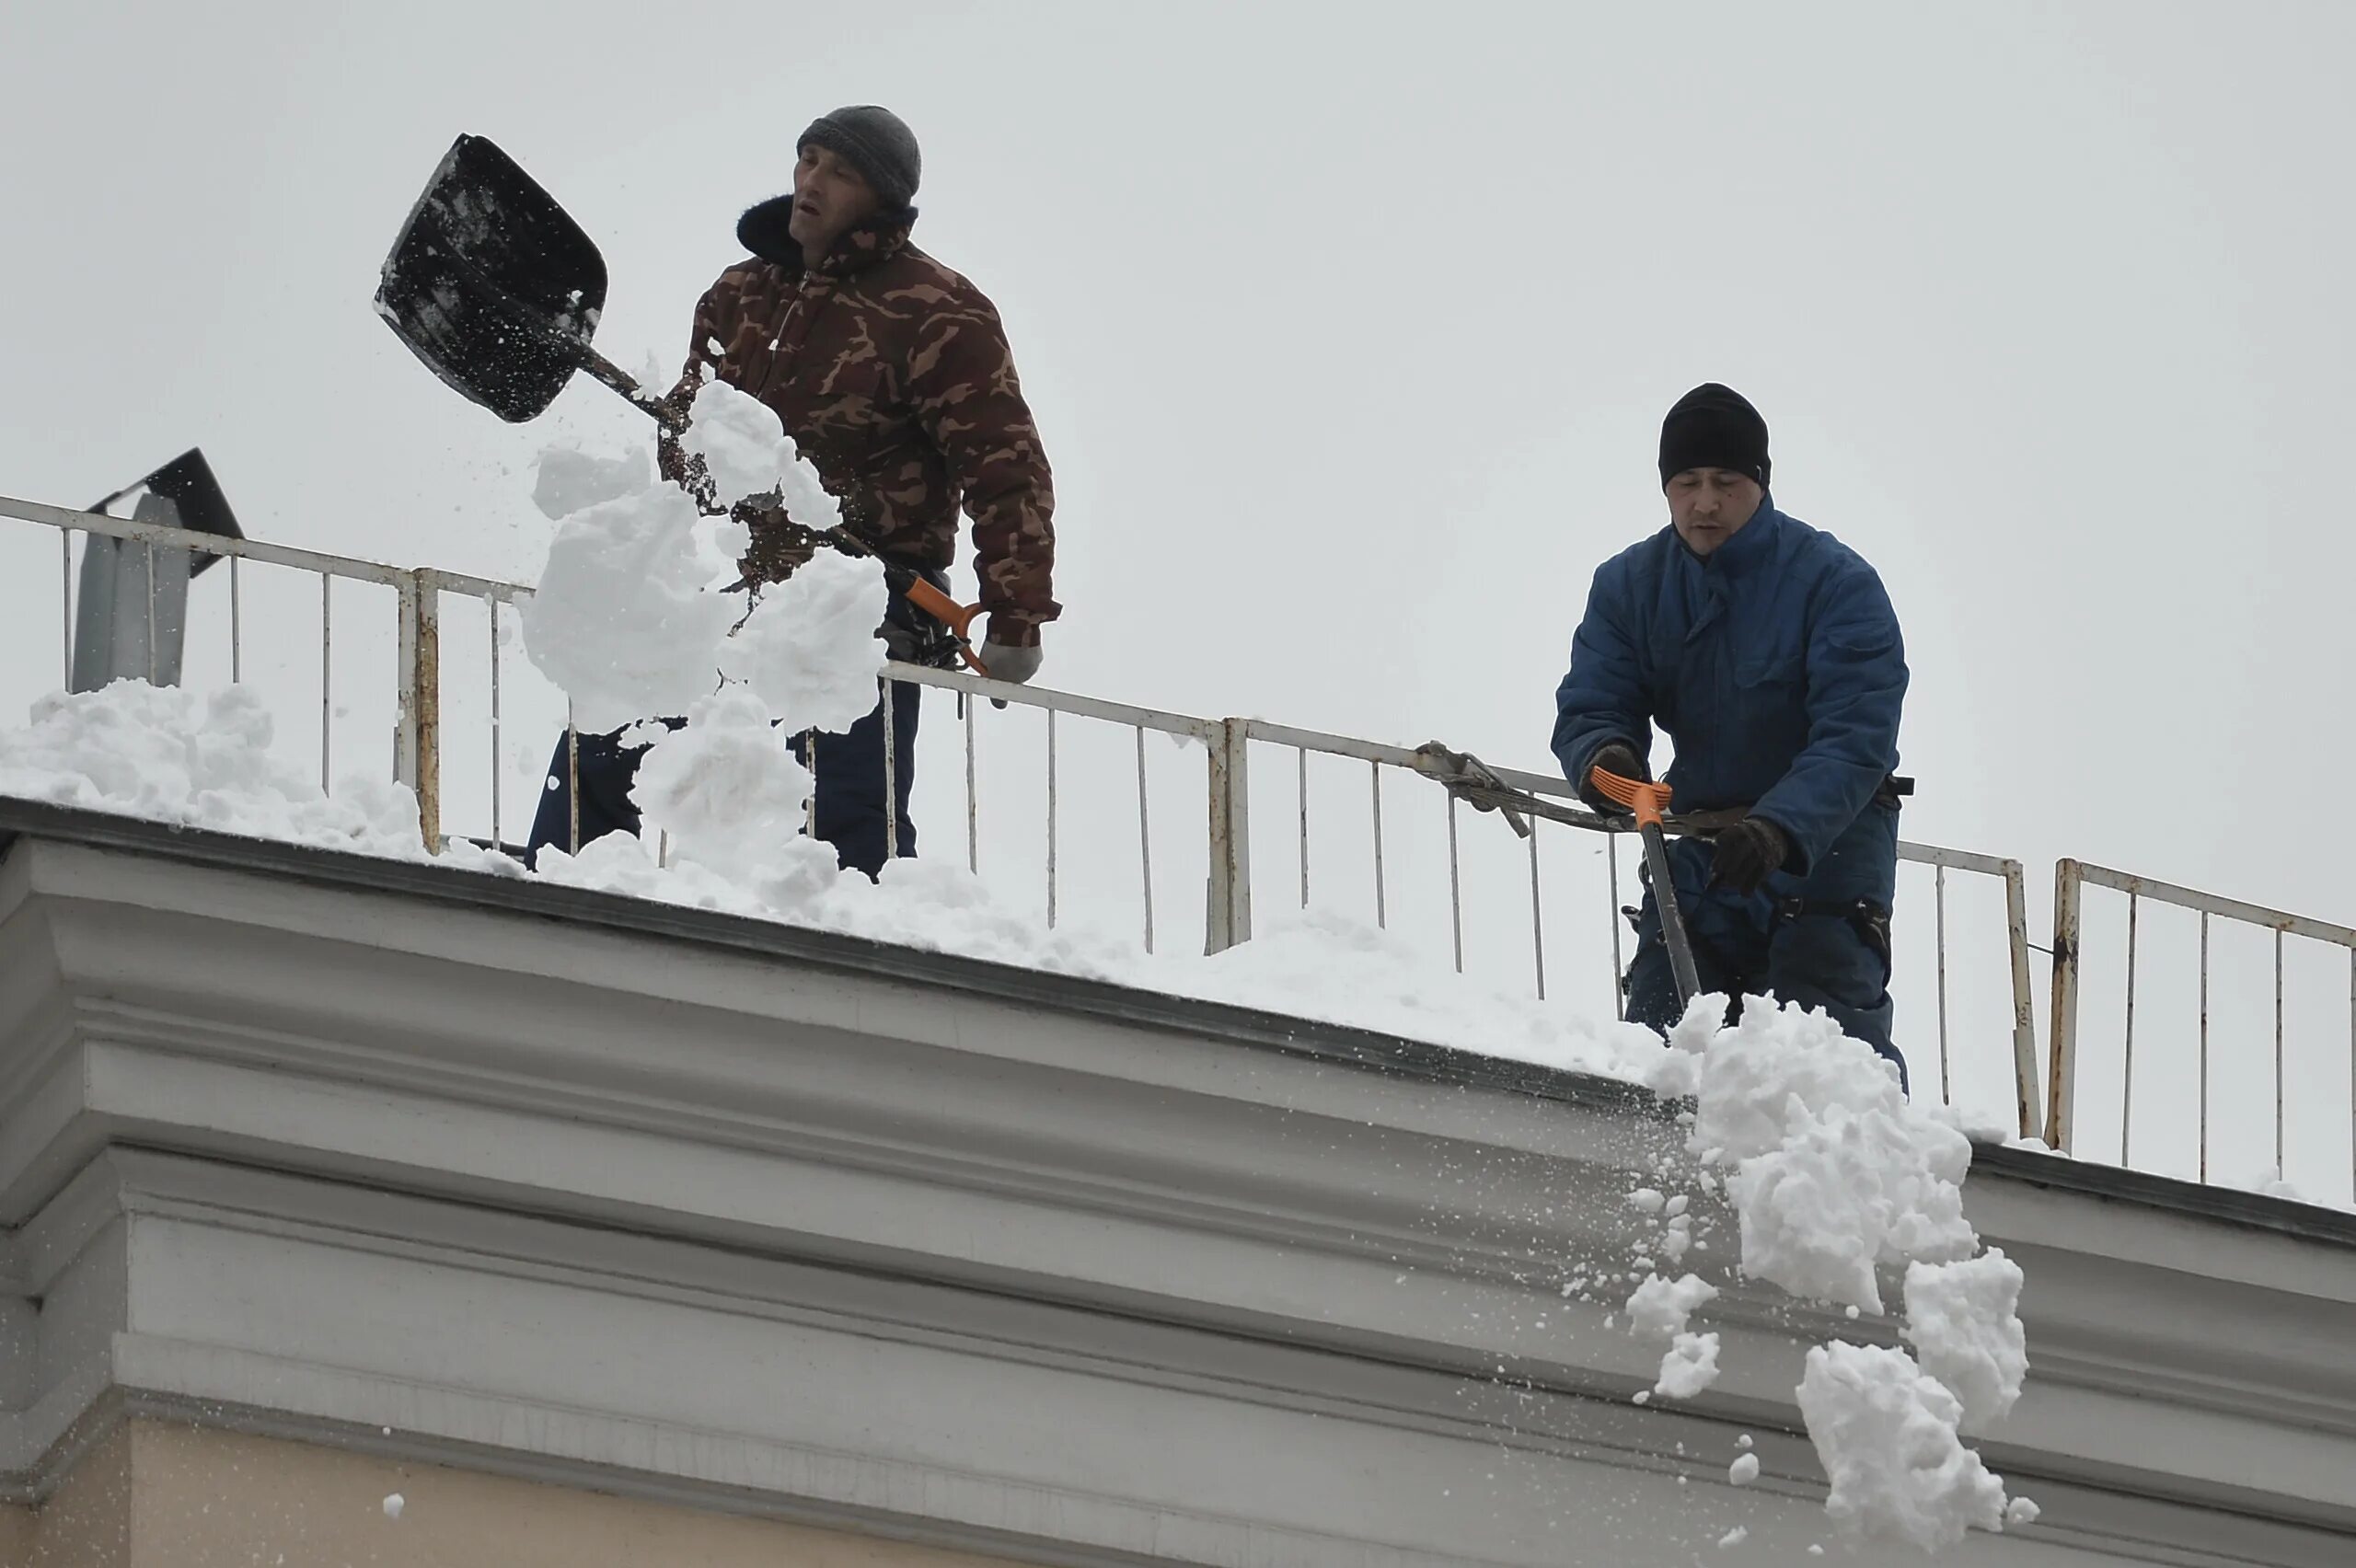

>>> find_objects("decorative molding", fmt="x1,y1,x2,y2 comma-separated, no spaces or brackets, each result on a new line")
0,817,2350,1565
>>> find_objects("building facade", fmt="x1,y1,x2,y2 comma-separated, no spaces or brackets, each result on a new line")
0,801,2350,1565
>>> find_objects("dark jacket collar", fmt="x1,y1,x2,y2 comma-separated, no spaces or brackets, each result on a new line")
734,196,918,278
1672,495,1784,578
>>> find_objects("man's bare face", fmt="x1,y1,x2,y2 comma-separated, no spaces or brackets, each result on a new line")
786,144,884,255
1666,467,1765,557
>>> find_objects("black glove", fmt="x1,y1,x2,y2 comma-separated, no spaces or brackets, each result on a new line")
1710,815,1790,895
1576,741,1648,815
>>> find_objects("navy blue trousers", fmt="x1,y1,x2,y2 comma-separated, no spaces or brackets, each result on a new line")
1624,804,1909,1092
524,679,922,878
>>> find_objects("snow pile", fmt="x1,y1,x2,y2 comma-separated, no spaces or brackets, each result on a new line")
676,378,840,532
524,382,887,900
2236,1165,2310,1204
721,550,888,736
517,466,735,732
1623,992,2036,1551
0,682,436,859
1655,1331,1720,1399
1158,905,1669,1081
1625,1271,1717,1341
1902,1251,2027,1430
1796,1343,2007,1550
522,818,1680,1083
0,668,1680,1087
1623,1270,1726,1401
519,379,860,736
630,687,815,871
1690,1000,1977,1311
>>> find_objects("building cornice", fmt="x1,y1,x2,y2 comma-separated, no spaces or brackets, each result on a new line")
0,810,2351,1564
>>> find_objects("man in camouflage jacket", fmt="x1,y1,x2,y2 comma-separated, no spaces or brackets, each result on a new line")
527,105,1057,877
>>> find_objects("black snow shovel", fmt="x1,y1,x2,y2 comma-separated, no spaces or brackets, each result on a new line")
374,133,996,674
375,133,660,423
1588,766,1704,1010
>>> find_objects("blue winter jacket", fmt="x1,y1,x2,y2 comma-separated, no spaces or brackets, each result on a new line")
1551,502,1906,881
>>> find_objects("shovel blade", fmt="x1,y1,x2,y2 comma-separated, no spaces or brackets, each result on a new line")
374,134,608,423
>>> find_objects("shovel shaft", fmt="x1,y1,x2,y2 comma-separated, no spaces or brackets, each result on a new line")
581,350,685,430
1642,821,1704,1008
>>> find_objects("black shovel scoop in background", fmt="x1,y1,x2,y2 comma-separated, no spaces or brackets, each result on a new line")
375,133,663,424
373,134,998,674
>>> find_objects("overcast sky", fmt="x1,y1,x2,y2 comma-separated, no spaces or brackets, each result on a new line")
4,3,2350,1184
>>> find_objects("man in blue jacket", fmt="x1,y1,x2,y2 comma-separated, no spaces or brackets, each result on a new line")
1553,384,1911,1083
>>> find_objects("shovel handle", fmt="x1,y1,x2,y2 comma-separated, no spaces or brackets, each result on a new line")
1588,767,1672,828
1592,765,1703,1006
900,577,992,676
581,349,688,431
1642,820,1705,1007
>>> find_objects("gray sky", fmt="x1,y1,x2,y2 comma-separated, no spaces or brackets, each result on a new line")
4,3,2350,1186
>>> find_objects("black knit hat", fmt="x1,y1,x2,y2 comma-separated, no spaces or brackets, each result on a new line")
798,105,921,211
1658,383,1771,490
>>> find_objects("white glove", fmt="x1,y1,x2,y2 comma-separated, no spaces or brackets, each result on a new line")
981,640,1042,686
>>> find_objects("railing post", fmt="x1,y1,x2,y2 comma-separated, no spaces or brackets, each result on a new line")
2046,858,2084,1151
395,569,443,854
1206,716,1253,953
2003,859,2043,1140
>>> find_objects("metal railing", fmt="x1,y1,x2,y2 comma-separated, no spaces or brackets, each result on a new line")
881,663,1222,954
2049,859,2355,1194
1,492,2047,1144
6,492,525,855
1227,717,2039,1136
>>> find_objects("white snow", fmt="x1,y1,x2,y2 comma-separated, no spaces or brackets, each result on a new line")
531,445,649,520
1667,995,1976,1313
1728,1452,1760,1485
2237,1165,2310,1203
0,682,444,861
1624,1272,1718,1341
1901,1250,2028,1430
1796,1342,2009,1551
1655,992,2041,1551
1655,1331,1720,1399
720,549,888,736
1148,905,1672,1081
677,377,841,527
518,383,853,737
517,460,736,733
381,1493,405,1520
0,407,2064,1557
1715,1526,1748,1549
0,673,2062,1554
630,687,815,872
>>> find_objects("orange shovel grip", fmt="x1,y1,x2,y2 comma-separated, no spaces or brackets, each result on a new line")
899,578,992,676
1588,767,1672,828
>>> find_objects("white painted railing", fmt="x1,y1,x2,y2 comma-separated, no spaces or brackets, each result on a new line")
2049,859,2354,1196
17,489,2355,1205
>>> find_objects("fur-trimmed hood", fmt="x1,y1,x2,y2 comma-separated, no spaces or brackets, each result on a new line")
733,195,918,276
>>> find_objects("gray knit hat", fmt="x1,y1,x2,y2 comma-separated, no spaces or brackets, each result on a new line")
798,106,921,210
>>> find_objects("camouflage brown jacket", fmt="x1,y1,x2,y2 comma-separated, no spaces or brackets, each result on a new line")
662,199,1058,643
